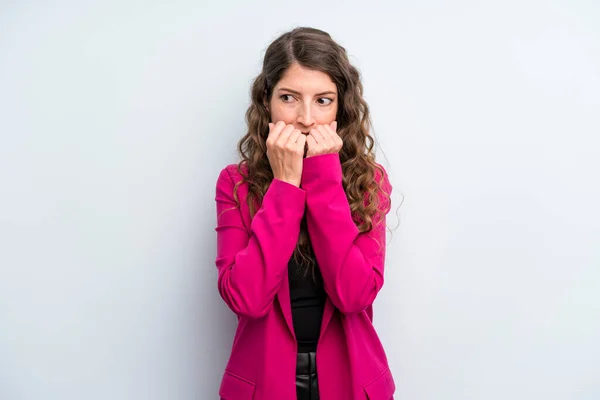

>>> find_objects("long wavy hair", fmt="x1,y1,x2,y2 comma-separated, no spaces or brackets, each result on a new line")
233,27,391,279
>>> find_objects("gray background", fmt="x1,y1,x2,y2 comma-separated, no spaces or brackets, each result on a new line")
1,0,599,399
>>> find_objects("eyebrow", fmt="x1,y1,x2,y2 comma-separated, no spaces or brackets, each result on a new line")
278,87,337,96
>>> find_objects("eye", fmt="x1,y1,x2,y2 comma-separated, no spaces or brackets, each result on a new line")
317,97,334,105
280,94,295,102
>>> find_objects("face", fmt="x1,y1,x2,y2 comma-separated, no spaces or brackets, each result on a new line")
268,62,338,135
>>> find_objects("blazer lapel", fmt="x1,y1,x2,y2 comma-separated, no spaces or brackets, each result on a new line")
319,297,334,340
277,262,335,343
276,272,296,340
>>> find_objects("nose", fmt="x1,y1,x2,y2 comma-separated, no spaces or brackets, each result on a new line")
296,103,314,128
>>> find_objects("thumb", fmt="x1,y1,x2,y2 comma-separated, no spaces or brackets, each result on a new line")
268,122,274,130
330,120,337,131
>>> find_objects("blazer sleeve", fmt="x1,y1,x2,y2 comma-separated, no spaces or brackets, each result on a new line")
301,153,393,314
214,166,307,318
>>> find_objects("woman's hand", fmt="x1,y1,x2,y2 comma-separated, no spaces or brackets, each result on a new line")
266,121,306,187
305,121,342,158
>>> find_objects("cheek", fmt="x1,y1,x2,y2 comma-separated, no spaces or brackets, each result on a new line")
316,107,338,124
269,104,296,124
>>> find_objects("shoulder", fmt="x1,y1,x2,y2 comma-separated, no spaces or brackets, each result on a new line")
217,162,248,185
372,162,392,213
215,162,250,203
373,163,392,194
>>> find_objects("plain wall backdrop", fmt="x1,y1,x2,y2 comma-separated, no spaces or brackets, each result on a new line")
1,0,599,399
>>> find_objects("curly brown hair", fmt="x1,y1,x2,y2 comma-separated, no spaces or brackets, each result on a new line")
232,27,391,278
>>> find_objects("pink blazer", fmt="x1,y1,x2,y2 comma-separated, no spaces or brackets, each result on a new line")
214,153,395,400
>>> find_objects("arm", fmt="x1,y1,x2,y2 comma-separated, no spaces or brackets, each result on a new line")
215,166,306,318
301,154,392,314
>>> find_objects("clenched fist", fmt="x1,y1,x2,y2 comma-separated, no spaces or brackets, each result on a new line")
266,121,307,187
305,121,342,158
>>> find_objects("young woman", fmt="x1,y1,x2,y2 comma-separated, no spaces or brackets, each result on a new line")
214,27,395,400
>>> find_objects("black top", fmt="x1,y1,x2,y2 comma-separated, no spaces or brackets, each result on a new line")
288,257,327,353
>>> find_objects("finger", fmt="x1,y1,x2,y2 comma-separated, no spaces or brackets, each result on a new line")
318,124,333,137
305,134,317,156
296,133,307,150
277,124,296,145
288,128,302,145
325,122,343,148
316,125,333,146
323,124,341,146
268,120,286,140
310,128,324,144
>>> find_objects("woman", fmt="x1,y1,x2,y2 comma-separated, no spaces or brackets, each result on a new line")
214,27,395,400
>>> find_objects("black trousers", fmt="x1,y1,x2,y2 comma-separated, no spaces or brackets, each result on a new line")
296,351,319,400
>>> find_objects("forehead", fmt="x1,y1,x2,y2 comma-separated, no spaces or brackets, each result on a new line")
276,63,337,93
